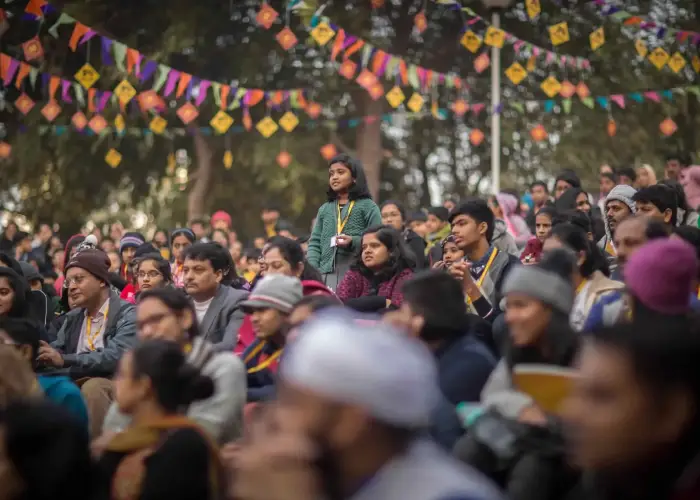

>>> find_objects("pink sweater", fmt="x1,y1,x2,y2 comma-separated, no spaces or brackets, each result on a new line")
336,268,413,307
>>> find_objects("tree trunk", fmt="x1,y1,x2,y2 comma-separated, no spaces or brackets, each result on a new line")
188,131,214,222
355,93,383,200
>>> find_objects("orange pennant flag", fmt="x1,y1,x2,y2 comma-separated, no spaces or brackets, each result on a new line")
15,62,31,88
88,88,96,113
344,40,364,59
49,76,60,99
371,50,386,74
220,85,230,108
126,48,140,74
25,0,47,17
330,29,345,61
247,89,265,107
68,23,90,51
295,91,307,109
176,72,192,98
0,53,10,81
270,91,283,106
399,60,408,86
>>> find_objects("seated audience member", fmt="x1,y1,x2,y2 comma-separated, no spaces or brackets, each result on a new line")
132,252,173,299
407,210,429,239
37,248,136,437
96,340,222,500
598,184,637,264
0,317,88,426
554,170,582,201
381,200,427,268
169,228,196,288
182,242,248,351
337,225,415,312
102,287,246,444
617,166,637,186
239,248,261,284
661,178,699,227
285,294,342,342
521,206,557,264
259,236,323,282
633,184,678,227
432,235,465,269
489,193,532,247
448,199,520,322
241,275,303,402
424,206,452,265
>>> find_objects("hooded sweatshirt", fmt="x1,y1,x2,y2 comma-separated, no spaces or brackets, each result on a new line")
597,184,637,256
495,193,531,246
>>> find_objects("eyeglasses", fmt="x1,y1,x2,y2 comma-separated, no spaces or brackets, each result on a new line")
64,275,89,287
137,271,162,280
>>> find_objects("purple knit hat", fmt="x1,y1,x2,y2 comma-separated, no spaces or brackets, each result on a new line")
623,238,698,315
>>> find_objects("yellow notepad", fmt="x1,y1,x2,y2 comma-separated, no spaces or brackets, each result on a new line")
512,364,577,414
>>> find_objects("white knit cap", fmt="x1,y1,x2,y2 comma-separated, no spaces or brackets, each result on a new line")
281,311,439,428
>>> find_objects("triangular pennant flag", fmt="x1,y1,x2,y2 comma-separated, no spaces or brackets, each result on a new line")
543,100,555,113
126,48,141,75
629,92,643,103
68,23,90,51
562,98,572,114
48,13,74,38
581,97,594,109
644,91,660,102
596,96,609,109
610,94,625,108
112,41,128,72
152,64,170,92
176,73,192,98
25,0,47,18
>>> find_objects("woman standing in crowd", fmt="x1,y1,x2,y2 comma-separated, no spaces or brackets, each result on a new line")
336,225,415,312
96,340,222,500
381,200,427,268
489,192,532,247
307,154,382,290
170,228,195,288
521,205,557,264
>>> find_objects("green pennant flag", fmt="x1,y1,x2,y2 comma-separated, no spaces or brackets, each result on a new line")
48,13,75,38
228,88,246,110
112,42,127,72
28,68,38,87
687,86,700,97
152,65,170,92
510,102,524,114
408,65,420,89
461,7,477,16
73,83,85,107
581,96,594,109
385,56,399,77
610,10,631,21
562,98,572,114
289,90,299,108
361,44,372,69
211,82,222,107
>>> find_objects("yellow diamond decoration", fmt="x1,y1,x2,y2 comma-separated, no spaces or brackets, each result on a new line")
114,79,136,104
668,52,686,73
149,116,167,135
589,27,605,51
635,39,648,57
407,93,424,113
505,63,527,85
256,116,278,138
210,110,233,134
278,111,299,132
541,76,562,98
105,149,122,168
549,22,569,46
460,30,482,53
385,86,405,108
648,47,669,70
310,22,335,46
484,26,505,48
114,114,125,133
525,0,541,19
74,63,100,89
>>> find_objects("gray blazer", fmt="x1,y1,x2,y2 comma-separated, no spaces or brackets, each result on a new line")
200,285,248,352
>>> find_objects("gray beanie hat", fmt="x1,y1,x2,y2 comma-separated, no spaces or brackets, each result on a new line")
241,274,303,314
502,265,574,315
605,184,637,213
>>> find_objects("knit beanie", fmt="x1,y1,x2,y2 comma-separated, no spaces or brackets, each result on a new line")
65,249,112,285
211,210,232,228
119,232,145,253
623,238,698,315
605,184,637,213
503,265,574,315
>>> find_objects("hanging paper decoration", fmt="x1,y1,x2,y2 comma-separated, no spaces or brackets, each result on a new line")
0,142,11,159
474,53,490,73
559,81,576,98
74,63,100,89
469,129,484,146
114,114,125,134
277,151,292,168
526,55,537,72
540,76,561,98
310,22,335,46
607,119,617,137
460,31,482,53
41,100,61,122
256,116,279,138
339,59,357,79
89,115,107,134
385,86,405,108
548,22,570,46
414,11,427,33
72,111,88,130
668,52,686,73
22,36,44,61
635,39,648,57
368,83,384,100
257,3,279,29
114,80,136,105
105,148,122,168
407,93,424,113
210,110,233,134
484,26,505,48
451,99,469,116
306,102,322,119
320,143,337,161
177,103,199,124
589,27,605,50
530,125,547,142
505,63,527,85
356,69,378,90
371,0,385,7
648,47,669,70
149,115,167,135
693,56,700,73
576,82,591,99
223,151,233,169
525,0,541,19
276,27,298,50
659,118,677,136
279,111,299,132
14,93,35,115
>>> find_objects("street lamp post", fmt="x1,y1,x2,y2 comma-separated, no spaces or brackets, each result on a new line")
481,0,512,195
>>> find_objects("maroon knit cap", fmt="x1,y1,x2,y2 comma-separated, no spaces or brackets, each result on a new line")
65,249,111,285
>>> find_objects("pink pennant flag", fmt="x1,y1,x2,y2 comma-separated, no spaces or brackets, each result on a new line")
80,30,98,45
545,52,555,64
560,56,567,65
644,91,660,102
471,103,486,115
61,79,72,103
513,40,525,52
532,47,541,57
610,94,625,108
3,57,18,85
467,18,479,25
163,70,181,97
97,91,112,112
195,80,211,107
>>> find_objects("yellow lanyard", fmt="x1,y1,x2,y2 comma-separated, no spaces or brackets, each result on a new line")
86,306,109,351
576,279,588,295
336,201,355,235
466,248,499,305
244,341,283,374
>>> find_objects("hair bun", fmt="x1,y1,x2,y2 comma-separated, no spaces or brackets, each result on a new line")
177,363,214,406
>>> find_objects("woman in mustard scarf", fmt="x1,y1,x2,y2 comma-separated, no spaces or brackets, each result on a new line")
95,340,223,500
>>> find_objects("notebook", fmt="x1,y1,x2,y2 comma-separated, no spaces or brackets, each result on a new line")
512,364,577,413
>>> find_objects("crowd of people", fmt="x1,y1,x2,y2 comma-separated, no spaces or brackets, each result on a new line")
0,152,699,500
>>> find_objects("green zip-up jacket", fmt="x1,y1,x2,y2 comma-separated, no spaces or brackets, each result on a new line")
307,198,382,274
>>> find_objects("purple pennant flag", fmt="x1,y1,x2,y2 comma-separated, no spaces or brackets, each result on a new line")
163,70,180,96
139,60,157,83
195,80,211,107
186,77,198,101
101,38,113,66
80,30,98,45
97,91,112,112
342,35,356,50
61,80,72,103
3,58,19,85
41,72,49,90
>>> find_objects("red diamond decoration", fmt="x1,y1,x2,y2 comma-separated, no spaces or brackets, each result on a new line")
660,118,677,136
256,3,279,29
531,124,548,142
89,114,108,134
14,93,35,115
559,80,576,98
368,83,384,100
451,99,469,116
306,102,322,119
0,142,11,158
41,100,61,122
177,103,199,124
320,143,337,161
339,59,357,79
356,69,378,90
276,27,298,50
414,11,427,33
277,151,292,168
576,82,590,99
22,36,44,61
607,119,617,137
469,129,485,146
72,112,88,130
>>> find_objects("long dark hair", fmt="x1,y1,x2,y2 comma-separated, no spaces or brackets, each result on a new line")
0,267,29,318
134,253,173,284
325,154,372,202
263,236,323,282
550,223,610,277
351,225,416,279
138,287,201,340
